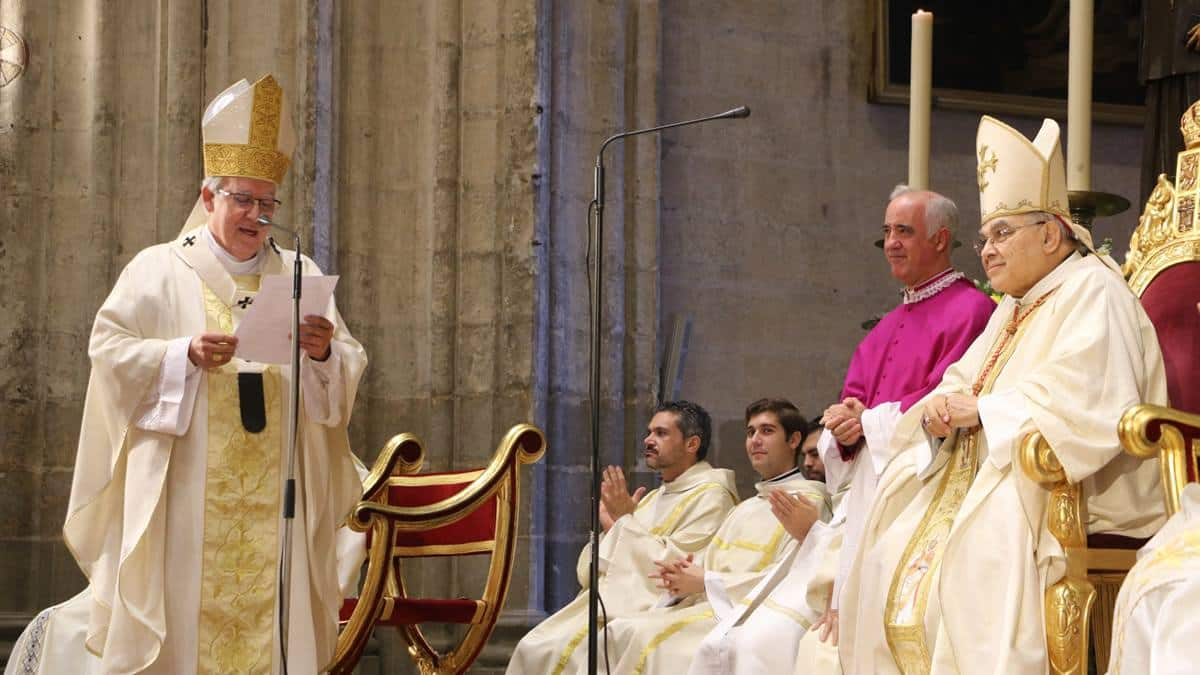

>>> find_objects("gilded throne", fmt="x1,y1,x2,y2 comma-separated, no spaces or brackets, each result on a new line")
1021,99,1200,675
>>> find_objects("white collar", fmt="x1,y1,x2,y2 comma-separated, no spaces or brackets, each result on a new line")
902,268,964,304
763,466,804,484
204,225,262,275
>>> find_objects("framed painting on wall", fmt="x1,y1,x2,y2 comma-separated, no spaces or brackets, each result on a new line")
870,0,1145,125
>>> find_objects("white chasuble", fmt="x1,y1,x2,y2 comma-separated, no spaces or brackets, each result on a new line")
505,462,738,675
11,225,368,675
840,254,1168,675
1108,483,1200,675
591,472,829,675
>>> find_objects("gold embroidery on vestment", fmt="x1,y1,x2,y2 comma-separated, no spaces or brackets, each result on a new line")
649,483,728,536
1110,528,1200,673
883,292,1054,674
631,608,715,675
552,620,603,675
196,278,281,675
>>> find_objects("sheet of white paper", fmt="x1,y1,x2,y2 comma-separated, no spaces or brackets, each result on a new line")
235,275,339,364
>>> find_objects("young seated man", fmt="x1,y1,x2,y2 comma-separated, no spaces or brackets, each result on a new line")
505,400,738,674
576,398,830,675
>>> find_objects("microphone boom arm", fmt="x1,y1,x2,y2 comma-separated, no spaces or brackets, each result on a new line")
584,104,749,675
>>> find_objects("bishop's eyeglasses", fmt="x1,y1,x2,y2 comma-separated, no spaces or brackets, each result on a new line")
216,188,282,215
972,220,1048,255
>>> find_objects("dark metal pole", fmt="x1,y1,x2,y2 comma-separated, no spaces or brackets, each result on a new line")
585,105,749,675
587,155,605,675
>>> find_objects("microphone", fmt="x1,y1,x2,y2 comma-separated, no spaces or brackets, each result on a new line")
597,104,751,157
584,104,750,675
256,215,300,251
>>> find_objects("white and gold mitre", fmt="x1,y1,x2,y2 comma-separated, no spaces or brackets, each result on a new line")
976,115,1069,223
976,115,1101,251
202,75,294,184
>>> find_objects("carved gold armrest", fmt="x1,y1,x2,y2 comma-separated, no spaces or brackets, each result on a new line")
1019,431,1094,675
1119,403,1200,518
350,424,547,533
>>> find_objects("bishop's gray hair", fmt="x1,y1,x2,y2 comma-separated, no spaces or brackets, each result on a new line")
1021,210,1083,253
201,176,226,192
890,184,959,240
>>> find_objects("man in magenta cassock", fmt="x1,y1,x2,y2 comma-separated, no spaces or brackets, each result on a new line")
687,186,995,675
814,185,996,642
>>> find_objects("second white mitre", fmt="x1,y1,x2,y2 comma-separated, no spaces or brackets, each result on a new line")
976,115,1122,274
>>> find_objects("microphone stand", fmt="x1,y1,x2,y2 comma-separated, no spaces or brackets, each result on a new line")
586,105,750,675
260,215,302,674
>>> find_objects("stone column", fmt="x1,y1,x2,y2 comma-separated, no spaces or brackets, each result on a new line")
332,2,540,671
538,0,662,612
0,0,206,643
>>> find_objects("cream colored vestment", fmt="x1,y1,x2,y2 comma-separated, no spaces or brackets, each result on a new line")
840,253,1167,675
587,471,829,675
1107,483,1200,675
505,461,738,675
10,225,367,675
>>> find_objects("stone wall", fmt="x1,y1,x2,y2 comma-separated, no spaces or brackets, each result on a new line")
0,0,209,644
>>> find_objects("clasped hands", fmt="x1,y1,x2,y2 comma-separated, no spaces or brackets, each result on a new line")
188,314,335,368
650,553,705,597
919,392,980,437
821,397,867,446
647,490,819,599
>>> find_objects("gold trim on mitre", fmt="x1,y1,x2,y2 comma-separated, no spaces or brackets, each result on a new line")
977,116,1070,224
202,75,294,184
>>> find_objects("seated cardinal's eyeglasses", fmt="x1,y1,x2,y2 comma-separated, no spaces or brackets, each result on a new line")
216,188,282,215
972,220,1048,255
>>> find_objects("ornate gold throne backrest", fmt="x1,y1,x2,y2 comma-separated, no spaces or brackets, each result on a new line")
1125,99,1200,295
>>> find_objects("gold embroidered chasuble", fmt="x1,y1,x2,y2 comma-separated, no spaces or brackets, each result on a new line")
883,291,1052,673
504,462,738,675
57,226,366,675
196,277,281,674
839,253,1168,675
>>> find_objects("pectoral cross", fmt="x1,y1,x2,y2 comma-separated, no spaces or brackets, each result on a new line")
183,235,196,247
237,296,253,309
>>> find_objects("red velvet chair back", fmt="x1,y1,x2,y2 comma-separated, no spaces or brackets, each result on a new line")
388,470,499,557
1139,262,1200,482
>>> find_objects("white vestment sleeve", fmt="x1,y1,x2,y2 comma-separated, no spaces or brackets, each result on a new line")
830,401,899,611
977,388,1031,469
134,336,201,435
301,350,345,426
704,569,734,619
860,401,901,475
817,429,853,502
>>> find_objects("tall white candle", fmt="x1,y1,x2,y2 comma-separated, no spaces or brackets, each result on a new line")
1068,0,1092,191
909,10,933,190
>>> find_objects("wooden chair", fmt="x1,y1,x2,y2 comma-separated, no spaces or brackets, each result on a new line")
328,423,547,675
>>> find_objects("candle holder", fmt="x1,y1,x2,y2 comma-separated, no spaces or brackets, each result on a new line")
1067,189,1130,230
